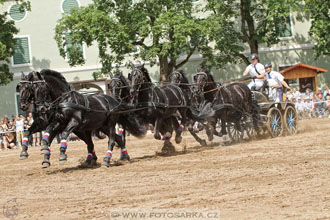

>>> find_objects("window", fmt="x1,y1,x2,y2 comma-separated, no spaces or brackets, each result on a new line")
61,0,79,14
65,33,84,60
12,37,31,66
277,16,292,38
8,4,27,22
15,93,25,116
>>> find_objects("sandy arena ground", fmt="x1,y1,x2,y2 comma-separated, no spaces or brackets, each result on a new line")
1,118,330,220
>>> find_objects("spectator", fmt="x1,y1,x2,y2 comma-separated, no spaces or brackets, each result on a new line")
15,115,25,149
1,121,15,149
322,85,330,98
0,123,4,150
315,92,326,118
292,88,301,100
295,97,305,119
285,90,293,101
3,115,9,125
326,95,330,118
304,98,314,118
304,88,313,100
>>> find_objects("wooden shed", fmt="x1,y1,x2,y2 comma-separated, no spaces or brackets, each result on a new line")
280,63,328,93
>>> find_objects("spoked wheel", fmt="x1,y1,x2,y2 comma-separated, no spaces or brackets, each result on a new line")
244,117,257,141
266,107,283,138
227,121,244,143
283,105,298,135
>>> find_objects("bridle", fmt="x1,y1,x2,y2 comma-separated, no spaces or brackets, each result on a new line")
193,72,208,94
130,67,146,104
169,71,182,84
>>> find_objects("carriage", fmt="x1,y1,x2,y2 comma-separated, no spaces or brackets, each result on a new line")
227,91,298,143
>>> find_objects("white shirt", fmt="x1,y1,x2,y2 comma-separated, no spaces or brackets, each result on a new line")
267,70,284,87
245,63,265,85
295,101,305,112
16,119,24,132
304,101,313,110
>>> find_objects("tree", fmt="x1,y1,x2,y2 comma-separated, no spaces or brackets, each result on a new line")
0,0,30,85
305,0,330,57
206,0,303,65
54,0,241,81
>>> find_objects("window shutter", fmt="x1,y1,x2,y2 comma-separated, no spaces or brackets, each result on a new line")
279,16,292,37
13,37,30,65
9,4,26,21
62,0,79,14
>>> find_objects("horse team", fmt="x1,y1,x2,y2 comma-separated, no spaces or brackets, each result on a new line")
16,64,259,168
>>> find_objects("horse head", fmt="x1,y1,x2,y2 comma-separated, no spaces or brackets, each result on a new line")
169,70,183,85
193,71,209,95
16,72,34,111
128,63,150,104
109,70,129,101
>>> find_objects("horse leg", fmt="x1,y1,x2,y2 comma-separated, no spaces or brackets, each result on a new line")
102,123,117,167
188,122,207,146
40,122,62,168
160,119,175,153
175,109,187,144
75,130,98,166
117,130,130,161
220,111,230,145
153,118,162,140
53,119,79,167
20,122,41,159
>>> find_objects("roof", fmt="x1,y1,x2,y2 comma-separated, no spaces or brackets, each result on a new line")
280,63,328,74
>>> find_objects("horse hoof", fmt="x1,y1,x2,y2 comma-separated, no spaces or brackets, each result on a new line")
120,155,130,161
200,140,207,146
59,154,67,162
175,135,182,144
102,158,110,167
91,158,98,166
42,161,51,168
20,151,29,160
161,143,176,153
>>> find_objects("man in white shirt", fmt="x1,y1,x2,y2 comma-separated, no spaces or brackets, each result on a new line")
15,115,25,148
243,53,266,91
264,62,290,102
295,97,305,118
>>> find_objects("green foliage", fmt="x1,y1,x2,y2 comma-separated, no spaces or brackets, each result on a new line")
206,0,304,64
0,0,30,86
305,0,330,57
55,0,244,80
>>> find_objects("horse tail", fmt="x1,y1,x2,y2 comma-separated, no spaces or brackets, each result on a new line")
118,110,147,138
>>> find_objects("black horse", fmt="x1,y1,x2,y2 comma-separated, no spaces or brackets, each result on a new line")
193,69,259,143
16,72,61,160
18,70,146,167
128,64,188,150
110,70,181,151
169,70,210,146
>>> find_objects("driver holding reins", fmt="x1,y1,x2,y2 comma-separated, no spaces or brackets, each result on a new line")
242,53,266,91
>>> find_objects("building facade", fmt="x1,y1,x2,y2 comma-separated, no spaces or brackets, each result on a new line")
0,0,329,116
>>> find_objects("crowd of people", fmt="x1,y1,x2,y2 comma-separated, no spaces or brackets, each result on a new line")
0,112,41,150
285,86,330,119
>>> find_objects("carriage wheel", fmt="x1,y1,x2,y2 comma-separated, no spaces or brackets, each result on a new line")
227,122,244,143
283,106,297,135
266,107,283,138
244,117,257,140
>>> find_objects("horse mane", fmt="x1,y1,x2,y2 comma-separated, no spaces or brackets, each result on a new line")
40,69,69,85
178,70,189,84
139,65,152,82
119,74,129,87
